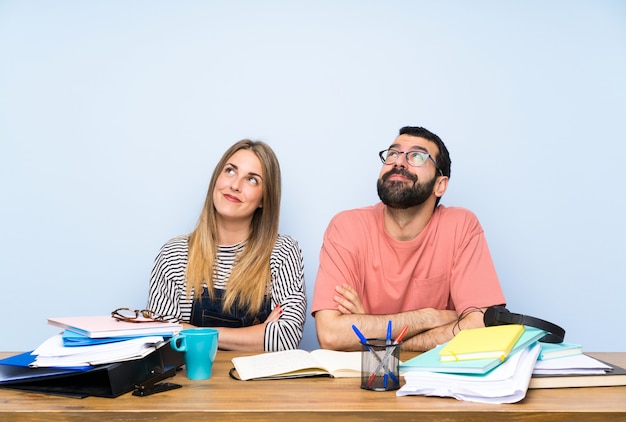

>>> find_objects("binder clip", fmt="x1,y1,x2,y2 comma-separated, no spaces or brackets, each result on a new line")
133,366,182,397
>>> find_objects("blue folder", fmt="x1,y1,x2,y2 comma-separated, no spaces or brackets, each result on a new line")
0,352,92,384
61,330,160,347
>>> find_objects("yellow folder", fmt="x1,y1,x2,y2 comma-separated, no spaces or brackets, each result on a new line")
439,324,525,362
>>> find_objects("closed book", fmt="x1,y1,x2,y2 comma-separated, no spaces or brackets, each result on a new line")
439,324,525,362
538,342,583,360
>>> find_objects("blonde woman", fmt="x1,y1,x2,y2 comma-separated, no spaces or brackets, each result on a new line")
147,139,306,352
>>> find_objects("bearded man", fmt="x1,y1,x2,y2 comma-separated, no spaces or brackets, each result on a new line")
311,126,506,351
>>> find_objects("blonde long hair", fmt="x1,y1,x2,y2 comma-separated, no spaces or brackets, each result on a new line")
186,139,281,315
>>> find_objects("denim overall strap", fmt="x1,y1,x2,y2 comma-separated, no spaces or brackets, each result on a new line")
190,287,272,328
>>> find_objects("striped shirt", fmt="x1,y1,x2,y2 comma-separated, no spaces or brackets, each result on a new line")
147,234,307,351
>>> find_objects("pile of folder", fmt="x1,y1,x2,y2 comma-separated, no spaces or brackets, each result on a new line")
0,315,184,397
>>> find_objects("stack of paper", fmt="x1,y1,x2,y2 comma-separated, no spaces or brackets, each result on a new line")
397,342,541,404
398,325,548,404
533,353,609,375
30,333,165,367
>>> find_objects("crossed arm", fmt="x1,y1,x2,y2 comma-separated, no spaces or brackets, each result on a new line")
315,283,487,352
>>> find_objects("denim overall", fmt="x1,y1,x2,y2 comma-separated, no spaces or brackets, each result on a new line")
190,287,272,328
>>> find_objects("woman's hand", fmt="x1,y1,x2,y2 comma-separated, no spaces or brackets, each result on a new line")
265,304,282,323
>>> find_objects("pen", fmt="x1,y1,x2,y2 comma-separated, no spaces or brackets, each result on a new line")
384,320,392,388
351,325,369,347
352,324,388,370
366,324,408,387
393,324,409,345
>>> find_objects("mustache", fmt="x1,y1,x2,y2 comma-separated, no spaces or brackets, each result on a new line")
381,168,418,183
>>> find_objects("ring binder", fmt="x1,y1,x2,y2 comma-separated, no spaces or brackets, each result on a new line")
0,341,184,398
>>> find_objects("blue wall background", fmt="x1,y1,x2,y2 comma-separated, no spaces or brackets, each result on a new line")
1,0,625,352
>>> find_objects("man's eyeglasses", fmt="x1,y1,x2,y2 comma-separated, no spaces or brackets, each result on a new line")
111,307,167,323
379,149,443,175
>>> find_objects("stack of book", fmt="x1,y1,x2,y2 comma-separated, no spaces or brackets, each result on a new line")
530,342,626,389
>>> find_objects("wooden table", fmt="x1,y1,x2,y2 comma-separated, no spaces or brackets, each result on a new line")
1,351,625,421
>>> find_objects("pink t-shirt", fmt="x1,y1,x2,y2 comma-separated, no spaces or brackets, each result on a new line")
311,203,506,316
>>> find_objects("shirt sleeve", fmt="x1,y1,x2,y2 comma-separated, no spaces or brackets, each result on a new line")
146,236,191,323
311,211,361,315
264,235,307,351
448,212,506,314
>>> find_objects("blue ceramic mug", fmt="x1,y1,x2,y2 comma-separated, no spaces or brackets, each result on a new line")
170,328,219,380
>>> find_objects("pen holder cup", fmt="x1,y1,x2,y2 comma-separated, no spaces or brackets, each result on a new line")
360,338,401,391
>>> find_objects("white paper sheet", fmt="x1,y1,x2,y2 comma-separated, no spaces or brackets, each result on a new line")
532,353,611,375
30,334,164,367
397,342,541,404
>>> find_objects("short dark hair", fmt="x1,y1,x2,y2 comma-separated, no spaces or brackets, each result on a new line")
399,126,451,179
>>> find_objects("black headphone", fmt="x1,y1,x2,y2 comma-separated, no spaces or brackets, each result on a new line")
483,305,565,343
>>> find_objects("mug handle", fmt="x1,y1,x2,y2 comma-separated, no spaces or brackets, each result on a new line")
170,334,187,352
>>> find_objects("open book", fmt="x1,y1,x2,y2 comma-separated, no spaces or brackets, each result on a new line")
231,349,361,380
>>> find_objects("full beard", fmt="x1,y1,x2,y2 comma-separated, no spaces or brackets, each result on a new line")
377,168,436,209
